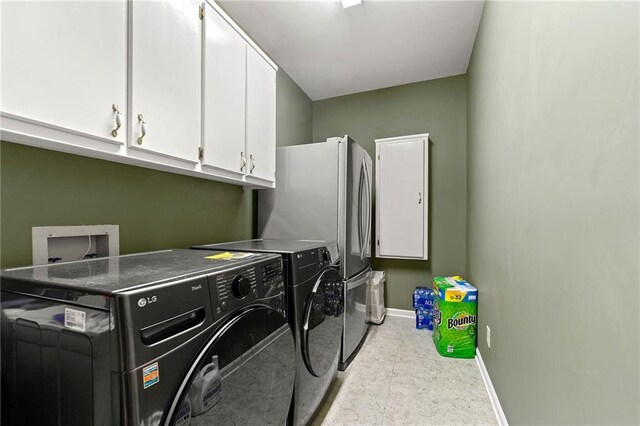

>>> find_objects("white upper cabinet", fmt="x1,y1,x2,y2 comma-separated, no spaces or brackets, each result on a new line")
0,0,277,188
202,4,278,188
0,0,127,146
375,134,429,260
129,0,201,164
202,2,247,179
245,46,277,186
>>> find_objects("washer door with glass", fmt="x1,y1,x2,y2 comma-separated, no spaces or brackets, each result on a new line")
166,306,295,425
302,267,344,377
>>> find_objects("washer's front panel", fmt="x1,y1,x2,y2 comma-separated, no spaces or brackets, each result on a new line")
118,275,213,371
292,267,343,426
302,268,344,377
167,306,295,425
124,257,289,426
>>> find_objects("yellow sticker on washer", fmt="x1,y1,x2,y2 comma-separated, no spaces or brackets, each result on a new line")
206,252,234,260
206,252,254,260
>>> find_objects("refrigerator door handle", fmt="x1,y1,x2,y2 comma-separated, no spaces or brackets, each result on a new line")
357,162,365,258
363,159,372,257
346,268,372,290
359,159,367,260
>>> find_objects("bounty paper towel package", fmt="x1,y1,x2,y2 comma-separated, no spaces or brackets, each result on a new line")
432,276,477,358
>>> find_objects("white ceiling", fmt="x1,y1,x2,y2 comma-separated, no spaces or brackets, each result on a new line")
219,0,485,100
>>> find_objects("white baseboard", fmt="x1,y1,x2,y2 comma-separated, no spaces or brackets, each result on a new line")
476,349,508,426
385,308,414,319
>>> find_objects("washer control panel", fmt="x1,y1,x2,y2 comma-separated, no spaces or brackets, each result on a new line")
317,248,332,267
318,242,339,267
232,275,252,299
262,261,284,289
209,258,285,321
292,246,338,284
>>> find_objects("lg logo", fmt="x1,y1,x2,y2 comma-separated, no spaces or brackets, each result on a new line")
138,296,158,308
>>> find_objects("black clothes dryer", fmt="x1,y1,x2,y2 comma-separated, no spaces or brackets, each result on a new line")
0,249,295,426
191,239,343,426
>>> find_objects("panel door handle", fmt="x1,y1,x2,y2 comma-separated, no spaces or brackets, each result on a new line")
358,160,366,260
240,151,247,171
364,160,371,256
137,114,147,145
111,104,122,137
250,155,256,173
418,192,422,204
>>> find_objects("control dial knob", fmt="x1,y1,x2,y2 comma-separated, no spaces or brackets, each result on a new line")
232,275,251,299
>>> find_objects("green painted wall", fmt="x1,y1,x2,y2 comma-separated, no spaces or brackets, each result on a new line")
467,1,639,424
0,68,312,268
313,75,467,310
277,69,313,147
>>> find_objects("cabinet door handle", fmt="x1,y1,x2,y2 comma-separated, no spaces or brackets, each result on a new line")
137,114,146,145
240,152,246,171
418,192,422,204
250,155,256,173
111,104,122,137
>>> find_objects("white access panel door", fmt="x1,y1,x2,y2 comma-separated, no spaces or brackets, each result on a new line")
375,135,429,260
202,3,247,178
0,1,127,144
245,47,277,185
129,0,201,163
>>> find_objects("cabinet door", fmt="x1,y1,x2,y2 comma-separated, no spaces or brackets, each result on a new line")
1,1,126,144
376,138,427,259
245,47,277,185
202,3,246,178
129,0,201,163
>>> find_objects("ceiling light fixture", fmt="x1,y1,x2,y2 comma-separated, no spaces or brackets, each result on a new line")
341,0,361,9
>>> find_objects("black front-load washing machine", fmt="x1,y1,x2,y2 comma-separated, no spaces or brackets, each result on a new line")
0,249,295,425
191,239,343,426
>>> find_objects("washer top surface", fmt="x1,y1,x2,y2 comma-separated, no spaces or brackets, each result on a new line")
0,249,279,294
193,239,335,255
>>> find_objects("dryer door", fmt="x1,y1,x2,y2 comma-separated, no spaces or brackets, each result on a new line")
302,267,344,377
165,306,295,425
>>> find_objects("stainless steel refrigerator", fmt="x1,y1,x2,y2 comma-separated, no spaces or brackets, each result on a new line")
258,135,372,370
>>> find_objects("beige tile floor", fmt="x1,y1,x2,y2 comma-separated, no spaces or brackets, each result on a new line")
311,316,497,426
